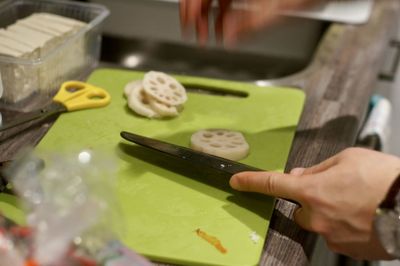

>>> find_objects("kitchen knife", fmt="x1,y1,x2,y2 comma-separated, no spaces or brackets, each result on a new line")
120,131,262,175
120,131,299,205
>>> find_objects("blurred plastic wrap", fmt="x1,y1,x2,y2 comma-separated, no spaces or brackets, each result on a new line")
0,149,153,266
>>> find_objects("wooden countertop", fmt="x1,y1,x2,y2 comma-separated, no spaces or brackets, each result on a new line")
1,0,400,265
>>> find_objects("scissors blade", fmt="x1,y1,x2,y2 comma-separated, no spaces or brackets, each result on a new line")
0,103,66,132
120,131,262,175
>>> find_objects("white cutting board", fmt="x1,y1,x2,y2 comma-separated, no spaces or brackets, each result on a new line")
283,0,374,24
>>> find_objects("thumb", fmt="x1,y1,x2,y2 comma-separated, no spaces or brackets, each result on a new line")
230,171,302,202
293,207,312,232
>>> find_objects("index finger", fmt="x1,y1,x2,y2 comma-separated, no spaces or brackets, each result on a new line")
215,0,233,41
180,0,212,26
180,0,213,43
180,0,202,30
300,153,339,175
230,171,303,202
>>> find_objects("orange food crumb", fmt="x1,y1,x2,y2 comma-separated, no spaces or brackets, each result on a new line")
195,228,227,254
25,260,39,266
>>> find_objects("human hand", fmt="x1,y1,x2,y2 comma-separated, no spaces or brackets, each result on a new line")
230,147,400,260
179,0,319,46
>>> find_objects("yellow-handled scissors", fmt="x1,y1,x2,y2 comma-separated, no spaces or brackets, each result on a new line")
0,81,111,132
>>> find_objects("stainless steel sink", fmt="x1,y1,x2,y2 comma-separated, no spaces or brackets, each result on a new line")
93,0,329,81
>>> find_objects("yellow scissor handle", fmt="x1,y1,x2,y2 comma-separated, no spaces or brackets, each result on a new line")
53,81,111,111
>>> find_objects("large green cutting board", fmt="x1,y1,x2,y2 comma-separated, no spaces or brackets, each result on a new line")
36,68,305,266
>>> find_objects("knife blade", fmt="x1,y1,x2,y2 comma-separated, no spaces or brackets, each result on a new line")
120,131,262,175
120,131,299,205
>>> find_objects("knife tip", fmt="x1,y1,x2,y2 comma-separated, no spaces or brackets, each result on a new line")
120,131,130,140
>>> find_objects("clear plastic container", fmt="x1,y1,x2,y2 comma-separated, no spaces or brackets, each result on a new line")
0,0,109,105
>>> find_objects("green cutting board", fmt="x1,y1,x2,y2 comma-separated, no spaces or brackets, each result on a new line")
0,193,25,225
35,68,305,266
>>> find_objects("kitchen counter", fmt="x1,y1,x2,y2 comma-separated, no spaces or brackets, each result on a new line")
1,0,400,265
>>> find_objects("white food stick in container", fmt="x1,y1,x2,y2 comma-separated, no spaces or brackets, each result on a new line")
0,11,89,103
7,24,56,55
17,19,61,37
37,13,86,29
0,29,40,51
20,14,87,94
0,31,40,102
17,15,75,38
0,35,38,57
0,43,25,57
7,24,62,94
26,14,76,32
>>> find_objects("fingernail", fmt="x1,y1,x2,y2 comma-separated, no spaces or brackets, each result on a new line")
290,168,305,176
230,175,240,189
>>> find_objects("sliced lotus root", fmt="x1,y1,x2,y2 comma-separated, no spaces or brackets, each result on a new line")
147,95,180,117
127,82,159,118
124,80,142,98
142,71,187,106
190,129,250,161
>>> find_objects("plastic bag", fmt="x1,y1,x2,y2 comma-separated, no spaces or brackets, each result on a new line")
1,149,152,266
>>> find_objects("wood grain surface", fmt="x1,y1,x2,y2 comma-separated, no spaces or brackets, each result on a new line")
1,0,400,265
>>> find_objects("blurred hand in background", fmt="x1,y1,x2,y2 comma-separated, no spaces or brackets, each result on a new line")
180,0,320,46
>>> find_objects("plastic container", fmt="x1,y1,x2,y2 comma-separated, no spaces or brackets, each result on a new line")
0,0,109,105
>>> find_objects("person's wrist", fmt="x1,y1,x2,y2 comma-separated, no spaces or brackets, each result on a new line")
374,173,400,259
